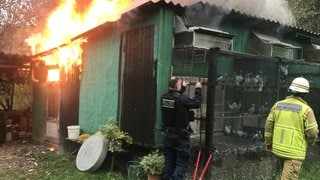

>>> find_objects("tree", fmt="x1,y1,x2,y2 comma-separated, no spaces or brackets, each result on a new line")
0,0,34,54
0,0,58,54
287,0,320,32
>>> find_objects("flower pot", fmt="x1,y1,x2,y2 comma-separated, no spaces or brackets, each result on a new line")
147,173,162,180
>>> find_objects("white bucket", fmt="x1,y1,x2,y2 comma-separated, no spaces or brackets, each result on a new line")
67,125,80,140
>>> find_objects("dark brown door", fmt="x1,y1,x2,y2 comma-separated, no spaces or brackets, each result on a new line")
121,26,156,146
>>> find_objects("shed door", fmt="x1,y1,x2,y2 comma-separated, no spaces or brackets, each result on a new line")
121,26,156,145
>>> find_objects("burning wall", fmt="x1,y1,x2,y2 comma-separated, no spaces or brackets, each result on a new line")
26,0,132,81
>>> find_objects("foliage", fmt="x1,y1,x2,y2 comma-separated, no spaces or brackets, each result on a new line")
139,150,165,175
12,83,32,110
0,0,35,53
0,0,36,27
0,81,14,110
287,0,320,32
97,117,132,153
127,161,147,180
0,0,58,53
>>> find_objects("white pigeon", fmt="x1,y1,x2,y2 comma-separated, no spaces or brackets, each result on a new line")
251,75,259,85
235,130,248,138
224,125,232,136
251,130,263,142
228,101,242,112
280,65,288,76
234,71,244,85
243,73,252,86
255,74,264,91
229,102,237,109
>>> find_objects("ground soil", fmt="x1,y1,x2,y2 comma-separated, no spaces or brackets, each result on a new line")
0,138,50,174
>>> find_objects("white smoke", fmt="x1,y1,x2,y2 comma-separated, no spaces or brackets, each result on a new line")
133,0,295,25
203,0,296,25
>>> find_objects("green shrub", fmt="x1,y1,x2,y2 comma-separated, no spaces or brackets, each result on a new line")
97,117,132,153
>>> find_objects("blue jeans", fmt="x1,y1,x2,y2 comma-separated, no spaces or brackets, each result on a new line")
162,132,191,180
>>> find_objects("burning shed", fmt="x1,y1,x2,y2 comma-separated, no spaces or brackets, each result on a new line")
26,0,320,153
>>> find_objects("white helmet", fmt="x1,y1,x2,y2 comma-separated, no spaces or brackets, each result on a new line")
288,77,310,93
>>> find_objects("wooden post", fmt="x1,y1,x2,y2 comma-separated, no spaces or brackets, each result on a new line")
205,47,219,152
202,48,219,179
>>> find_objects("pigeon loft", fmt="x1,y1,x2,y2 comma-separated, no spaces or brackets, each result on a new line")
242,115,266,129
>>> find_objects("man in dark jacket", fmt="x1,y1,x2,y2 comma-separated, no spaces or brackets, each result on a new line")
161,77,202,180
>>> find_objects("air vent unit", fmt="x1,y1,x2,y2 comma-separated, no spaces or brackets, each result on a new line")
174,26,233,50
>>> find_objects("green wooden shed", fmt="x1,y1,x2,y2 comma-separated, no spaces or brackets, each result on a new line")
30,1,320,152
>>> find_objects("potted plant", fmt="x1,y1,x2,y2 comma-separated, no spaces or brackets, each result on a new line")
96,117,133,171
139,150,164,180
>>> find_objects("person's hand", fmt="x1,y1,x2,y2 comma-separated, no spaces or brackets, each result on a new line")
182,81,189,87
195,82,202,88
266,144,272,152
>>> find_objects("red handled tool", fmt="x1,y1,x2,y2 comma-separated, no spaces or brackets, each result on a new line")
193,150,213,180
192,150,202,180
199,153,213,180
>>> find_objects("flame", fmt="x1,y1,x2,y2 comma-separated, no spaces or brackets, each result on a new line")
47,69,60,82
26,0,132,78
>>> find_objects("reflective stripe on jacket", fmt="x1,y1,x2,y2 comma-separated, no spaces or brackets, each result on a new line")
265,95,318,160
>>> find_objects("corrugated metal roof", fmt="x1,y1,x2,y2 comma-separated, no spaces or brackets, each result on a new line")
228,8,320,36
0,51,31,83
0,51,30,65
253,31,301,48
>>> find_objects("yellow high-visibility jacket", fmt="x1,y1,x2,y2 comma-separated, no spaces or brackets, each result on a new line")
265,95,319,160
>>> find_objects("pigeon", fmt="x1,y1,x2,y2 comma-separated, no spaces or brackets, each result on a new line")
224,125,232,136
228,101,242,112
279,65,288,76
235,129,248,138
243,73,252,86
251,75,259,85
258,102,269,115
255,74,264,91
248,104,256,114
251,130,263,142
234,71,244,85
235,101,242,112
228,102,237,111
216,73,228,84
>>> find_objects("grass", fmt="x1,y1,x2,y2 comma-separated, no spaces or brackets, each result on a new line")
0,152,125,180
0,150,320,180
299,160,320,180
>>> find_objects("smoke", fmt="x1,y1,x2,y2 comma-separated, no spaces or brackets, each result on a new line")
178,0,295,26
221,0,295,25
132,0,295,26
184,3,229,29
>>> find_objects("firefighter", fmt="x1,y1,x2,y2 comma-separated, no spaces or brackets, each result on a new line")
161,77,202,180
264,77,319,180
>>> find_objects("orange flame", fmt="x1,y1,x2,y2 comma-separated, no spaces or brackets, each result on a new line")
26,0,132,79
